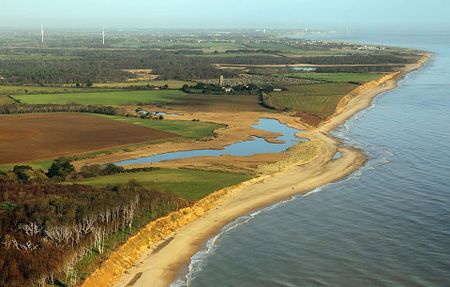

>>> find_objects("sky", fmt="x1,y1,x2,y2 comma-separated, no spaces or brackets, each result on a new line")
0,0,449,31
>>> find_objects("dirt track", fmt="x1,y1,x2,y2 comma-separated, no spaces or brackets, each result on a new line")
0,113,176,164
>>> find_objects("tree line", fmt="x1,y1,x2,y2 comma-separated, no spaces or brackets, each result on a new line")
0,103,127,116
0,160,187,286
206,54,417,65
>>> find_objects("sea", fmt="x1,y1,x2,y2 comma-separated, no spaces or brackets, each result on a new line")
173,31,450,287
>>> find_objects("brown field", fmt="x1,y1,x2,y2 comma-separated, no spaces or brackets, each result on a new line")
168,94,269,112
0,113,177,164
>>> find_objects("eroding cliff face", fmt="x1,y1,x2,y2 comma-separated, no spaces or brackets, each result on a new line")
80,176,268,287
334,72,402,117
81,139,322,287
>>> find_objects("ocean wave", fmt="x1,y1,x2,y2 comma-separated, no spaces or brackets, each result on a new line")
303,186,324,197
173,192,309,286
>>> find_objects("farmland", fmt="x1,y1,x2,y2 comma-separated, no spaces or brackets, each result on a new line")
264,83,358,117
77,169,252,200
12,89,187,105
99,114,224,139
0,85,112,95
0,113,178,164
168,93,268,112
277,72,385,83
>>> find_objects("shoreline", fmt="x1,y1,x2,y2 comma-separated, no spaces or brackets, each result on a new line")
82,53,431,287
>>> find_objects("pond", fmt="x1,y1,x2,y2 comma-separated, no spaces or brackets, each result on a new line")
116,118,307,166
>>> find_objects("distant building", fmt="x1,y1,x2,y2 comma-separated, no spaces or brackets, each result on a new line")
292,67,316,72
219,75,224,87
273,88,282,92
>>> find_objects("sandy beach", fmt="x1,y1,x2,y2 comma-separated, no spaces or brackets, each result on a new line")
81,53,431,287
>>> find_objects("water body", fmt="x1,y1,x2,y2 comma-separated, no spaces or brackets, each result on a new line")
117,118,305,165
175,32,450,287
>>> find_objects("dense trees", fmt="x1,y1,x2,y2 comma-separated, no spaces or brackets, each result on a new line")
207,54,417,65
77,163,125,179
0,179,187,286
0,48,235,84
47,159,75,180
0,159,188,286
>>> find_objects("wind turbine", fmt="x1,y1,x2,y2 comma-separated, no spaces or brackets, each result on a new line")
41,24,44,43
102,26,105,45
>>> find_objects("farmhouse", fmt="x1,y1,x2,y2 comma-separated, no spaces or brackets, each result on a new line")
224,87,233,93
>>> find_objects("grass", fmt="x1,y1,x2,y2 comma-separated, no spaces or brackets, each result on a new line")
12,89,187,105
188,52,281,58
77,169,253,201
109,40,246,51
0,160,53,173
92,80,195,89
266,83,358,117
98,114,223,139
277,72,385,83
0,85,112,95
0,95,14,104
168,93,269,112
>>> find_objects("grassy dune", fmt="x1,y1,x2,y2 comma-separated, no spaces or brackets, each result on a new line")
77,169,253,200
12,89,187,105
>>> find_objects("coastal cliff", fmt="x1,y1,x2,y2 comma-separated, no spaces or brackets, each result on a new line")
334,71,402,117
81,176,269,287
81,141,321,287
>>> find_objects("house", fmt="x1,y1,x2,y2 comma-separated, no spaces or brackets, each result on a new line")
224,87,233,93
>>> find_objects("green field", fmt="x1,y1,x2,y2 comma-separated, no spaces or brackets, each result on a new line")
188,52,281,58
109,40,246,51
0,160,53,173
278,72,385,83
12,89,187,105
99,115,223,139
77,169,252,200
266,83,358,117
0,85,112,96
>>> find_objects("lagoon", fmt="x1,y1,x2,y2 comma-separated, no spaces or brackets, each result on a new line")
117,118,306,166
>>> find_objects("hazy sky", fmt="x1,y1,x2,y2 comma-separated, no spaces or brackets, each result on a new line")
0,0,449,30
